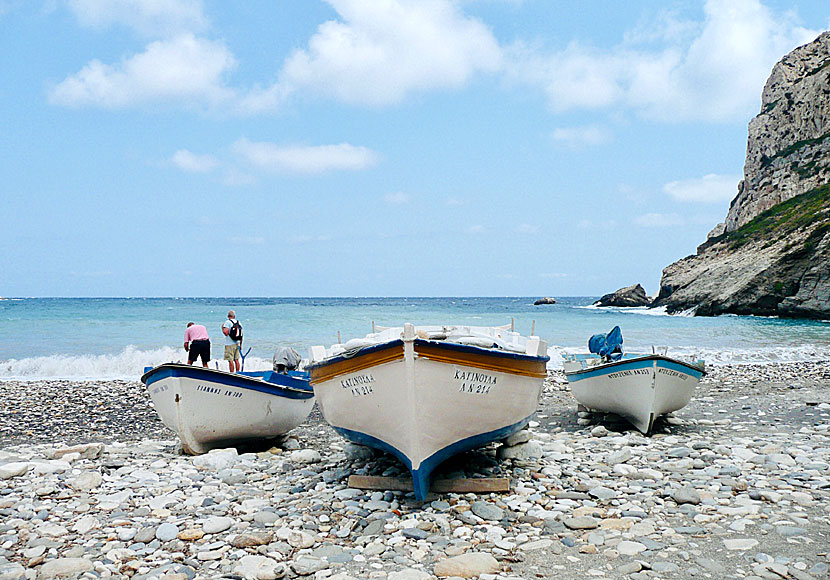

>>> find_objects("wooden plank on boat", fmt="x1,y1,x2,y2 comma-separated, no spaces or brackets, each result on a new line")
348,475,510,493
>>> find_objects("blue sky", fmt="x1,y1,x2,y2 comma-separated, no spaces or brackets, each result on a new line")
1,0,827,297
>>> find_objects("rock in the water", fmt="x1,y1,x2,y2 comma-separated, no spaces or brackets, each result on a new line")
533,297,557,305
594,284,650,307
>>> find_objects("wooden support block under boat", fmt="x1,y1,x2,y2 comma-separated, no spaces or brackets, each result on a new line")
347,475,510,494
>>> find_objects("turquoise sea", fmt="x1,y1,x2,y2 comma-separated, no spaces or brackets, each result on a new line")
1,297,829,379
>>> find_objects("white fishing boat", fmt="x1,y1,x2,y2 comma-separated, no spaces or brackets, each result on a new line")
141,363,314,454
307,323,549,500
562,326,704,434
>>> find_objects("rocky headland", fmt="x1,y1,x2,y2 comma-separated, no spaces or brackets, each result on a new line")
652,31,830,319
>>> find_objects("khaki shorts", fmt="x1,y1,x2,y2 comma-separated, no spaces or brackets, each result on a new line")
224,343,240,361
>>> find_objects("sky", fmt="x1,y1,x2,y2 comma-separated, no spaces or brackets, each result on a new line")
1,0,828,298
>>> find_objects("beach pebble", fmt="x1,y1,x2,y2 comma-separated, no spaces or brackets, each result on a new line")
433,553,499,578
40,558,94,578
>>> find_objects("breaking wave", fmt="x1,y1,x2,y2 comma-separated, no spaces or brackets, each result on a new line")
0,346,274,381
545,343,830,370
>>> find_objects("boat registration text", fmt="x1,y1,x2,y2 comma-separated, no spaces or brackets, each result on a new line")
454,369,496,394
341,374,375,397
606,368,651,380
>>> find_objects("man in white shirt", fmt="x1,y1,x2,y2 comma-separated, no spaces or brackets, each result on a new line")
222,310,242,372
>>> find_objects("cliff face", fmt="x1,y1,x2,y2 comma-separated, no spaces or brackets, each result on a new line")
654,32,830,319
725,32,830,232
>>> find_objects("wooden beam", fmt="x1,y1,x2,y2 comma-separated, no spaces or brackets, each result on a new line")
348,475,510,494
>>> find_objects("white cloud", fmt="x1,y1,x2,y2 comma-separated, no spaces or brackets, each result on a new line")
232,138,380,174
278,0,502,106
67,0,207,36
384,192,411,205
634,213,685,227
516,223,539,234
510,0,819,122
171,149,218,173
664,174,739,203
49,34,236,108
552,125,612,149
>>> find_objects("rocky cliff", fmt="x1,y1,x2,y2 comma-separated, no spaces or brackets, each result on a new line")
654,32,830,319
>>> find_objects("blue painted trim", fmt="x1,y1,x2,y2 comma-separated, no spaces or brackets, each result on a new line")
656,359,705,380
413,338,550,363
306,340,404,371
566,358,654,382
565,355,704,382
334,415,532,501
141,363,313,399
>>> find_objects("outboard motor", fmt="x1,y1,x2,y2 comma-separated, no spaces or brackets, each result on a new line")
588,326,623,361
273,346,302,373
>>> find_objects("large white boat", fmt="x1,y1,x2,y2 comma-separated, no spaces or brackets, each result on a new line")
141,363,314,454
307,323,549,500
563,347,704,434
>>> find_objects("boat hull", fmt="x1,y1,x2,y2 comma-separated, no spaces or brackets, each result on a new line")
141,364,314,454
564,355,704,434
309,334,548,500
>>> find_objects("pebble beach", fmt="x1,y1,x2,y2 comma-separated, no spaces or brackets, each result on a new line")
1,362,829,580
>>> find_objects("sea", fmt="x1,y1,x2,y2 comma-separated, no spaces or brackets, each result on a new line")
1,297,829,380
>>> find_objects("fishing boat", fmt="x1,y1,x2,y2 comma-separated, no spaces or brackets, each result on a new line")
562,326,705,434
307,323,549,500
141,363,314,454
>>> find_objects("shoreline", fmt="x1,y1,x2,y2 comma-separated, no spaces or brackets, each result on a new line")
0,361,828,580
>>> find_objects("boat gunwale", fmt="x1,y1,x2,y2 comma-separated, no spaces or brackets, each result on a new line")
413,339,548,378
307,337,549,383
564,354,705,379
141,363,314,399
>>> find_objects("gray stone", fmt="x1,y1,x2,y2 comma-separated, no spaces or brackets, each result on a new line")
563,516,598,530
40,558,94,578
673,485,701,505
156,523,179,542
470,501,504,521
292,556,327,576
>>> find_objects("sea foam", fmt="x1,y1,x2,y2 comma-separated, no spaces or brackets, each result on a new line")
0,346,274,381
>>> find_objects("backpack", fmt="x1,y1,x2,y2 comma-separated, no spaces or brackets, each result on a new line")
229,320,243,342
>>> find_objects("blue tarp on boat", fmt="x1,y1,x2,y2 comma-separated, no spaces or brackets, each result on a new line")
588,326,623,359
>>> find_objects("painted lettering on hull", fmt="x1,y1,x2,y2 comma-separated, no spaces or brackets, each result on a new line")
657,368,688,380
606,369,651,380
453,368,496,394
195,384,243,398
341,373,376,397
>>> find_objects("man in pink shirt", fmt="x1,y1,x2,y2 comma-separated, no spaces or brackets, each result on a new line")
184,322,211,367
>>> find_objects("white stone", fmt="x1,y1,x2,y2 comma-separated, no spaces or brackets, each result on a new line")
0,462,31,479
498,440,543,460
434,553,499,578
616,541,647,556
290,449,322,464
724,539,759,551
234,555,284,580
388,569,432,580
193,448,239,470
204,516,234,534
40,558,94,578
71,470,103,490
